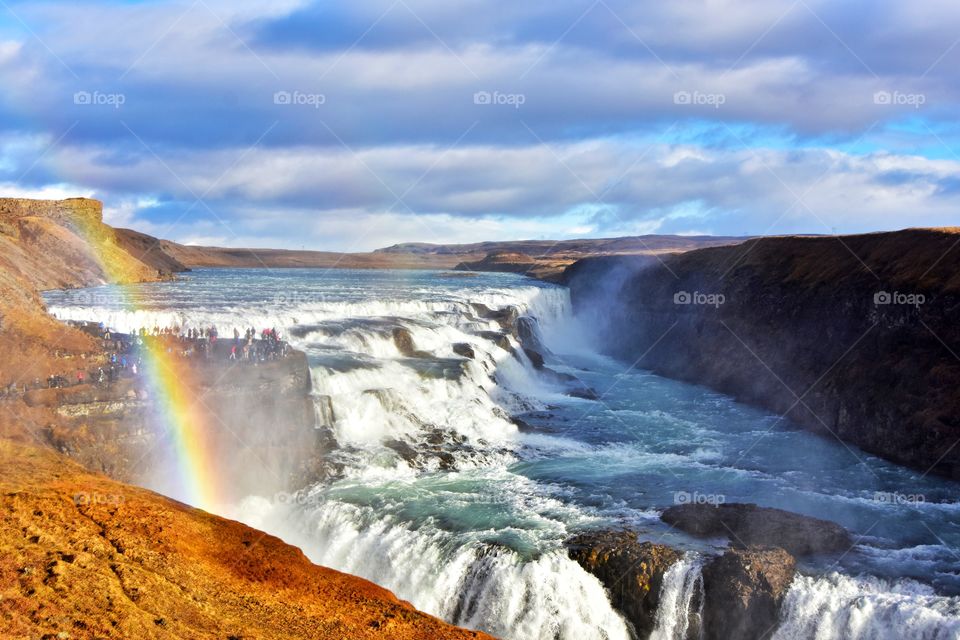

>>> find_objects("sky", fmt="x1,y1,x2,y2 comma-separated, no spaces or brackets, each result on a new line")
0,0,958,251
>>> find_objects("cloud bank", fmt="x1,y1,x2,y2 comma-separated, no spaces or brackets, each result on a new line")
0,0,958,249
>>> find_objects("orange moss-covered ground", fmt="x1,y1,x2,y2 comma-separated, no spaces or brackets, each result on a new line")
0,439,493,639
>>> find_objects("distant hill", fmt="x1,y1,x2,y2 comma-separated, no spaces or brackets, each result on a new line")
376,235,749,257
130,233,751,281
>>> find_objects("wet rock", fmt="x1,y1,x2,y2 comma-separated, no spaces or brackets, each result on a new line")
522,348,545,369
452,343,475,359
566,530,682,637
316,395,336,428
392,327,426,357
384,439,419,465
471,304,519,331
661,503,852,556
541,367,576,384
566,387,600,401
516,316,552,356
701,546,796,640
476,330,516,356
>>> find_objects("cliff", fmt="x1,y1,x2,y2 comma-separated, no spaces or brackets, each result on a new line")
23,347,324,501
563,229,960,478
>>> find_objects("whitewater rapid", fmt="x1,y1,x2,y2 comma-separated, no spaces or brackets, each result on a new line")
44,268,960,640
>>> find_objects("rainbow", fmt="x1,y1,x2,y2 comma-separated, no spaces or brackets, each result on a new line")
73,216,222,511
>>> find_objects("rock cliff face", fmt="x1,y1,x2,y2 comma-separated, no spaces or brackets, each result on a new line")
24,352,323,501
0,198,185,389
0,198,182,290
563,229,960,478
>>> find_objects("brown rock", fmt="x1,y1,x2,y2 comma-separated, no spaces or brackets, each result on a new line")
701,546,796,640
566,530,682,637
661,503,852,556
392,327,431,358
452,343,476,359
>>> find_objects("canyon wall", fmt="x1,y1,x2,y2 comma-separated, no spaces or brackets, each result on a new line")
563,229,960,478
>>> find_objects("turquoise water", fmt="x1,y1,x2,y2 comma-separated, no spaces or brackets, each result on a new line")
44,268,960,639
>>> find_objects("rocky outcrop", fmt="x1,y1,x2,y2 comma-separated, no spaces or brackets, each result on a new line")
452,342,476,359
700,546,796,640
0,198,184,289
455,251,538,275
563,230,960,478
0,197,328,497
566,530,682,637
0,439,492,640
392,327,432,358
567,528,800,640
661,503,852,556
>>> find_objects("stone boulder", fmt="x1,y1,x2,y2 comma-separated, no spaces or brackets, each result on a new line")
452,342,475,359
661,503,852,556
392,327,431,358
566,531,681,637
701,546,796,640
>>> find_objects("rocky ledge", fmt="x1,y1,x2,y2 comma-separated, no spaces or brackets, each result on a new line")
566,530,801,640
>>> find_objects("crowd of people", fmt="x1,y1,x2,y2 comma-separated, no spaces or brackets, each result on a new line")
1,322,292,398
115,323,291,367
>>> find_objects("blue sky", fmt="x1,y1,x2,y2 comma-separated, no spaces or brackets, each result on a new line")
0,0,958,250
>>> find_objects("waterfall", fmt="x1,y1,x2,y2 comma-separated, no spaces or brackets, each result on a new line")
651,554,705,640
44,270,960,640
773,573,960,640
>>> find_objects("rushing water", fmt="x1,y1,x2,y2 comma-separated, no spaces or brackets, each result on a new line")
45,268,960,639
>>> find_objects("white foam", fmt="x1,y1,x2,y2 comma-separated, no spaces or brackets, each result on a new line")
773,572,960,640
